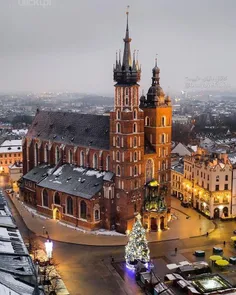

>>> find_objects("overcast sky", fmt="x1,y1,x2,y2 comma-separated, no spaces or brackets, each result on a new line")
0,0,235,95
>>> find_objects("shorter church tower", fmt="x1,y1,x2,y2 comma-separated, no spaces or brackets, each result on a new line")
140,58,172,231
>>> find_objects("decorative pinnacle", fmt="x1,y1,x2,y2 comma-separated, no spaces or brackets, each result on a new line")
126,5,130,15
155,54,158,67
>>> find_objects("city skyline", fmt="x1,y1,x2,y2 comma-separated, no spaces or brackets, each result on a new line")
1,0,236,95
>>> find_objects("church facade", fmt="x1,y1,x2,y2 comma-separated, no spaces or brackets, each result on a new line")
20,13,172,233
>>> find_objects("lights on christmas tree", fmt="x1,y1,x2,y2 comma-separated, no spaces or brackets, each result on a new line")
125,213,150,269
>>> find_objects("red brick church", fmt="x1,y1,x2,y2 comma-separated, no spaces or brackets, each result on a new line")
20,12,172,233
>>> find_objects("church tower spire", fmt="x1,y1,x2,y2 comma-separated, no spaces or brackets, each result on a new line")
114,7,141,85
122,8,132,70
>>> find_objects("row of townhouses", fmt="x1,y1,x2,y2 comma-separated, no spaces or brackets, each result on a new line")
171,143,236,219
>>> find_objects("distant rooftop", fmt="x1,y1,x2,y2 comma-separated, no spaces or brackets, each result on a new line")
171,164,184,174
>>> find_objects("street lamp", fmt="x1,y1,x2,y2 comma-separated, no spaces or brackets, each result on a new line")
45,239,53,263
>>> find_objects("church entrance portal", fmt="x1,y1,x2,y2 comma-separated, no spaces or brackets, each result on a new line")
53,208,60,220
151,218,157,231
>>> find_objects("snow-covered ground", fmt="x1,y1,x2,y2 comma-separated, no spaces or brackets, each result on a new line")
21,200,125,236
58,221,125,236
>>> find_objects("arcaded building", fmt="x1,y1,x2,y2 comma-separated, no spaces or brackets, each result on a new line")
20,13,172,233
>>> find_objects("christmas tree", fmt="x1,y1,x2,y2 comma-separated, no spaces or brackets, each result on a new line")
125,214,150,265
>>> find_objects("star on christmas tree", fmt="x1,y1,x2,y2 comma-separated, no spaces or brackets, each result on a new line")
125,213,150,266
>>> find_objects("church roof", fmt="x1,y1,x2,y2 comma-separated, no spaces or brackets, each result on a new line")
38,164,114,199
23,163,55,183
27,110,110,150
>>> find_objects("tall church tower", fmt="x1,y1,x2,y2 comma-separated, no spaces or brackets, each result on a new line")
110,11,145,233
140,59,172,209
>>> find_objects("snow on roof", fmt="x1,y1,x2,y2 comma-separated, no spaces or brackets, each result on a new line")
0,146,22,154
85,170,105,178
229,154,236,165
0,228,9,239
0,140,22,147
11,129,28,135
0,270,35,295
0,216,15,228
0,241,14,254
53,165,64,176
0,283,19,295
189,145,197,152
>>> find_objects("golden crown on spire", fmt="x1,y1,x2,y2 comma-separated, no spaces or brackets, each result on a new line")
126,5,130,15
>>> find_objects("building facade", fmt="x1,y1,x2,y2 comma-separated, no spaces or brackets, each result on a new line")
171,147,233,219
0,140,22,175
171,163,184,200
20,13,172,233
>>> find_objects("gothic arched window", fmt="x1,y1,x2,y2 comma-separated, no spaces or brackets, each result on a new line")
117,110,121,119
145,159,154,183
134,151,137,161
54,192,60,205
93,153,98,169
44,144,49,163
145,116,150,126
117,165,121,176
42,189,49,207
116,151,120,162
116,123,121,133
161,116,166,126
133,110,137,119
162,160,165,170
133,123,137,133
67,196,73,215
94,204,100,221
34,143,38,166
106,155,110,171
80,150,84,166
133,136,137,147
55,146,60,164
80,200,87,219
161,133,165,144
134,165,138,176
68,149,73,164
116,136,120,147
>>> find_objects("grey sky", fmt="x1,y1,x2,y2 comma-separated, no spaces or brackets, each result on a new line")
0,0,235,95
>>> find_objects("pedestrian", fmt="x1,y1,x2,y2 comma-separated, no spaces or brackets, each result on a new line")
111,255,114,263
223,241,226,247
206,232,209,237
175,247,177,255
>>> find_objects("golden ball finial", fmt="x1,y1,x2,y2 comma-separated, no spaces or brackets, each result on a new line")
126,5,130,15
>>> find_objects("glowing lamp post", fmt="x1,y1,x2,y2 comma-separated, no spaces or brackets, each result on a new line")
45,239,53,262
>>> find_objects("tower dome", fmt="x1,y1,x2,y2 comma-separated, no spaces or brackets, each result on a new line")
146,58,165,106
